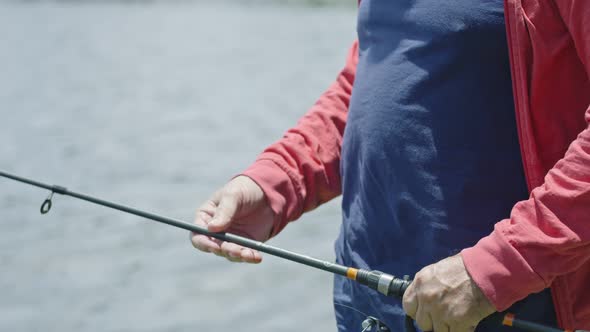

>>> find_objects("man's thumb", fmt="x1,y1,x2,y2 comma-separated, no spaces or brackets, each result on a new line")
207,194,239,232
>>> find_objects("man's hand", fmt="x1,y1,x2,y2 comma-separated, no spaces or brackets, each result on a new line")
190,176,275,263
402,255,495,332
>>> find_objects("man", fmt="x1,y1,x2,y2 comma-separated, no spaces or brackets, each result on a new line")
191,1,590,331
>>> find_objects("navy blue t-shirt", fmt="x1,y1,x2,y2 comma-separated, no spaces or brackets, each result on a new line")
334,0,556,331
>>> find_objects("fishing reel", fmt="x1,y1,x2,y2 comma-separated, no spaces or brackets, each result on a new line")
358,316,414,332
361,316,390,332
341,270,413,332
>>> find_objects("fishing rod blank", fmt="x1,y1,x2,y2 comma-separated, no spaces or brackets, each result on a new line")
0,170,410,299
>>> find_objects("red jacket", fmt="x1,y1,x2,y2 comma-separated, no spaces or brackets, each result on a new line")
242,0,590,329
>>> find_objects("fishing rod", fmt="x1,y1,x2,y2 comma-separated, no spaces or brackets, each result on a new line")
0,170,411,327
0,170,585,332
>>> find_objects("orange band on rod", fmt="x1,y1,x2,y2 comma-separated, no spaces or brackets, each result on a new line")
503,313,515,327
347,268,358,280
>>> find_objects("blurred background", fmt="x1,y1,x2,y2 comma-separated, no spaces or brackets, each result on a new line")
0,0,356,331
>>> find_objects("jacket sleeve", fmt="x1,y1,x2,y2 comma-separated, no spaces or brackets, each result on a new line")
461,1,590,311
241,41,358,237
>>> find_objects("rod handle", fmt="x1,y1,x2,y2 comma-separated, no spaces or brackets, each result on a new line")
502,313,585,332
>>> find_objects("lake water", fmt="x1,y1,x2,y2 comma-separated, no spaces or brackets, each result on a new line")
0,2,356,331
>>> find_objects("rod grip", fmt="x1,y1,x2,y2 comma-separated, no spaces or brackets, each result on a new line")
388,277,411,298
503,313,571,332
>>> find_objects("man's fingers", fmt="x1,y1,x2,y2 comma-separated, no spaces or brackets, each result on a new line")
208,194,239,232
433,320,450,332
240,248,262,264
196,200,217,217
415,306,434,332
220,241,245,261
402,279,419,319
456,324,477,332
190,234,222,254
191,212,222,254
219,241,262,264
192,197,262,263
